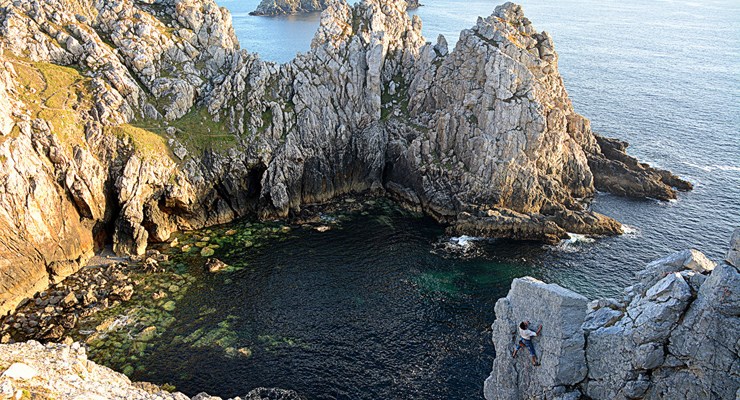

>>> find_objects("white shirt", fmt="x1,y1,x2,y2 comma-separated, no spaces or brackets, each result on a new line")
519,327,537,340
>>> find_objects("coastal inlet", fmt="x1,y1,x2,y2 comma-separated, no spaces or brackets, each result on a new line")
1,198,615,399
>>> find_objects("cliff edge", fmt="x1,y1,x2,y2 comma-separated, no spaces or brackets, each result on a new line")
484,228,740,399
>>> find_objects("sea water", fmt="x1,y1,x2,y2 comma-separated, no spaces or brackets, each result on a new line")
118,0,739,398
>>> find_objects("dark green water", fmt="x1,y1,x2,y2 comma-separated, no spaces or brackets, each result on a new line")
88,0,740,397
116,201,580,399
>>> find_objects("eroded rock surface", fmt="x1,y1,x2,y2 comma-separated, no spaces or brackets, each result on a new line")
484,235,739,400
0,0,690,312
0,341,303,400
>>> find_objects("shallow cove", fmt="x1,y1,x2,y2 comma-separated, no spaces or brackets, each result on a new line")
84,200,596,399
72,0,737,397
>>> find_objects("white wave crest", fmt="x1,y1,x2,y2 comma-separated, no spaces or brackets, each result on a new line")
566,233,595,244
432,235,484,258
683,161,740,173
621,224,639,235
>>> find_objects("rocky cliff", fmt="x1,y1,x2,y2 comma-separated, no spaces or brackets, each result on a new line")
0,0,690,313
484,228,740,400
0,340,302,399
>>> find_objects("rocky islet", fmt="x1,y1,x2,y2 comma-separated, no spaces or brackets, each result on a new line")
249,0,420,17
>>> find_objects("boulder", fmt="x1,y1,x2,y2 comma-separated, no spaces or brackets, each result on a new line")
1,362,38,380
204,258,229,273
60,291,78,308
484,277,588,400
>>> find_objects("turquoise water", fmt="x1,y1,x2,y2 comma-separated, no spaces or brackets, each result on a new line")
128,1,739,398
131,203,568,399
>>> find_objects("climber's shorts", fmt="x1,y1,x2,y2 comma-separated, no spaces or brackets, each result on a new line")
519,339,536,356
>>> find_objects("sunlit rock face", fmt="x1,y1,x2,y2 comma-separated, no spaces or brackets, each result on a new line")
0,0,689,311
484,239,739,400
0,340,303,400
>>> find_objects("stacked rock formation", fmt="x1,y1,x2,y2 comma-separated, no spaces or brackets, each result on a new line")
484,228,740,400
0,0,690,313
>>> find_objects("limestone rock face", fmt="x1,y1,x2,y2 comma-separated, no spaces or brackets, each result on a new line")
0,0,691,311
485,277,588,400
0,63,101,314
484,236,740,400
0,0,241,312
0,341,303,399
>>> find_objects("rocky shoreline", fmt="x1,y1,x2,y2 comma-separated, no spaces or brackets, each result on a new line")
0,0,691,313
484,229,740,399
0,260,137,344
0,194,390,348
0,340,303,400
2,226,735,399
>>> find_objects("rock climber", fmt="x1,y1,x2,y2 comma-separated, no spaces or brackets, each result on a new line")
512,320,542,366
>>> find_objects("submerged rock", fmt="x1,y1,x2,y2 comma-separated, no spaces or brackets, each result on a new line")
136,326,158,342
484,233,740,400
204,258,229,273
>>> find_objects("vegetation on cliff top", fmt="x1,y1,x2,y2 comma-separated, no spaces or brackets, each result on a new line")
10,57,237,160
10,58,89,152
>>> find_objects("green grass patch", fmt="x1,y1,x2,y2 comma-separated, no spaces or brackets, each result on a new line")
8,57,237,162
131,107,237,156
381,72,410,121
107,124,172,159
258,108,273,133
10,57,91,152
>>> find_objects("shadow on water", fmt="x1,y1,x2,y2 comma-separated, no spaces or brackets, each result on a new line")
126,204,571,399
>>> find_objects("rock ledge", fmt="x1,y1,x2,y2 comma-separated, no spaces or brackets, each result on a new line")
0,341,303,400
